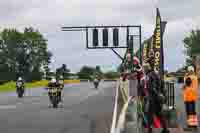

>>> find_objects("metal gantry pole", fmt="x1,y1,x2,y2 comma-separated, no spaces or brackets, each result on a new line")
139,26,142,65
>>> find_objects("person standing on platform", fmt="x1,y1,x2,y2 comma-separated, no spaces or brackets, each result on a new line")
183,66,198,128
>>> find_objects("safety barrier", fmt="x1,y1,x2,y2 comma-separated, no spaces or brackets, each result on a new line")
110,80,177,132
110,79,130,133
165,82,175,109
163,81,178,128
116,97,132,133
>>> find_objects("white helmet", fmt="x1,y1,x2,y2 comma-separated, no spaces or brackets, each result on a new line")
187,66,194,72
18,77,22,81
51,78,56,83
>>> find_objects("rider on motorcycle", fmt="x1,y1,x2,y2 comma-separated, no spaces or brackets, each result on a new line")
16,77,25,89
93,75,99,88
57,75,64,104
16,77,25,97
47,77,59,107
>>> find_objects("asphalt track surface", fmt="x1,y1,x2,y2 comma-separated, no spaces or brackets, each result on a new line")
0,82,116,133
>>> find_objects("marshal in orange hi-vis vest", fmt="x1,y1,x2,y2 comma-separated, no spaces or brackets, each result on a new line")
183,74,198,102
183,86,197,102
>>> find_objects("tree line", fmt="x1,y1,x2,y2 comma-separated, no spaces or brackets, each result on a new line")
0,27,121,83
0,27,52,82
55,65,120,80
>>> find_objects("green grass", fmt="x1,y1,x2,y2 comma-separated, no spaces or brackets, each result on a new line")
0,81,16,92
0,80,48,92
0,80,80,92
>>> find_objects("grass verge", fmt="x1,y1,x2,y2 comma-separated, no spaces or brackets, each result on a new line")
0,80,80,92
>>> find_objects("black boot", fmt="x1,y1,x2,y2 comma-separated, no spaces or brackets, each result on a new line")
148,127,153,133
161,128,170,133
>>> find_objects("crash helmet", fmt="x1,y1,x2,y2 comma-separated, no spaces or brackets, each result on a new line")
18,77,22,81
187,66,194,72
50,77,56,83
59,75,64,79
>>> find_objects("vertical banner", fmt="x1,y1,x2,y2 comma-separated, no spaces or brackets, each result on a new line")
142,38,151,62
147,21,166,60
153,8,164,78
142,41,148,61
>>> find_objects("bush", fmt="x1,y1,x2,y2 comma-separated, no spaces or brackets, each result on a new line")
104,71,120,79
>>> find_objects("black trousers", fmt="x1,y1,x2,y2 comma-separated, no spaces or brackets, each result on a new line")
147,97,167,128
185,101,196,116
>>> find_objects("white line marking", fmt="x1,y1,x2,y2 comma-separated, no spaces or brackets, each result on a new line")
0,105,16,109
32,102,41,105
16,102,23,105
110,81,119,133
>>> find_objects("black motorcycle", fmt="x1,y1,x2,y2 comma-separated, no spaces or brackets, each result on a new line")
48,87,60,108
16,82,24,98
93,79,99,89
58,80,64,102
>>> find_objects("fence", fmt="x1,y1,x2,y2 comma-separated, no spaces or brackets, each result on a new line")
110,80,177,133
165,82,175,109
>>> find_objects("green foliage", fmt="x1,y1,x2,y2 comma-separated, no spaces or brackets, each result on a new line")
104,71,120,79
77,66,95,79
95,65,103,74
56,64,70,79
183,29,200,65
0,27,52,81
77,65,103,79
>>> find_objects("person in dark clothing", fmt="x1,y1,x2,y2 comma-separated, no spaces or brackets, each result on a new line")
144,61,169,133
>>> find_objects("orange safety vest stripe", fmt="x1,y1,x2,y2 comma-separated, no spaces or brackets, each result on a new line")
183,74,198,102
183,87,197,102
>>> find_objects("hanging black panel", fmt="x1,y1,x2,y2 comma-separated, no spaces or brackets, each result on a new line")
113,28,119,46
102,28,108,46
93,29,98,46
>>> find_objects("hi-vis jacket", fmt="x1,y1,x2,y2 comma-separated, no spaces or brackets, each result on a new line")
183,85,197,102
183,74,198,102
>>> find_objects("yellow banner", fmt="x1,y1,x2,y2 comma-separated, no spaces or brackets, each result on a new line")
153,8,162,73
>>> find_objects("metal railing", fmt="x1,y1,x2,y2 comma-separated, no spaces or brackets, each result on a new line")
165,82,175,109
110,80,177,133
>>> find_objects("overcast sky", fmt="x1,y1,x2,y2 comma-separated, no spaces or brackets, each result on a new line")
0,0,199,72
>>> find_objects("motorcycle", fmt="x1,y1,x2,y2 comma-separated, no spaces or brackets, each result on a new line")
48,87,60,108
58,80,64,102
16,82,24,98
93,78,99,89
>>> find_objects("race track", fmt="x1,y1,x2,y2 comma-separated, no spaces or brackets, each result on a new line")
0,82,116,133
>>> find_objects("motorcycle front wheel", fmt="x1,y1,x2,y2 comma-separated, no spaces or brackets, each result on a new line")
17,88,24,98
51,96,58,108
